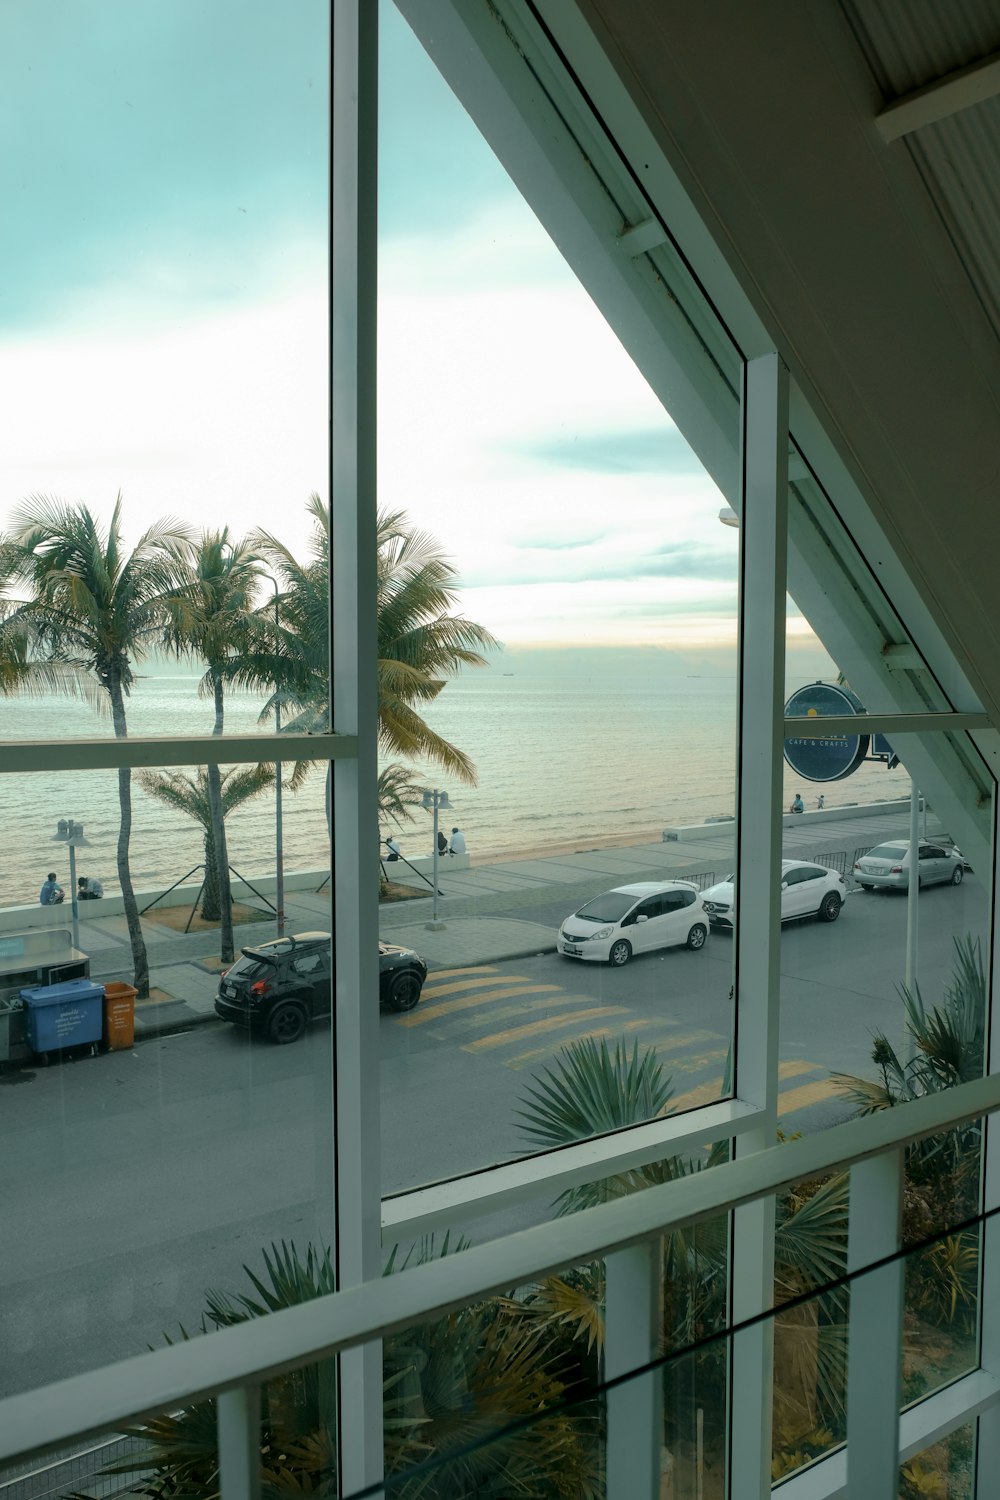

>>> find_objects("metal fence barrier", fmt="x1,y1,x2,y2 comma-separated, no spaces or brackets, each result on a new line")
0,1434,152,1500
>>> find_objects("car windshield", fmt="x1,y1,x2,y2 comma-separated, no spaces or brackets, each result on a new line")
575,892,638,923
869,845,907,860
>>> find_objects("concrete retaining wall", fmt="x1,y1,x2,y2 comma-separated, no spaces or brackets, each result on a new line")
381,852,471,887
0,868,330,937
663,797,917,842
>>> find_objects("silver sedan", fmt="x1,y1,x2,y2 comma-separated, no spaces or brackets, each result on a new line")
853,840,965,891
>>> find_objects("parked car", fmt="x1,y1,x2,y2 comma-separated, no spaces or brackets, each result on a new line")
701,860,846,932
853,840,965,891
215,932,427,1043
558,881,708,967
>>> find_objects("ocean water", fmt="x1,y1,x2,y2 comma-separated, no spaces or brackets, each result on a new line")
0,680,323,908
0,659,903,902
416,658,901,862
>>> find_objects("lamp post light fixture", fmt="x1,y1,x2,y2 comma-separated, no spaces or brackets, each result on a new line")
421,788,451,930
52,818,91,951
263,574,286,938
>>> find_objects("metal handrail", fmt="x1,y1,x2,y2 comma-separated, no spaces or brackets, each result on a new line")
2,1069,999,1471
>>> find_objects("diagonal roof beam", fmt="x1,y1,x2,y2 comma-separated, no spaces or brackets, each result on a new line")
876,49,1000,142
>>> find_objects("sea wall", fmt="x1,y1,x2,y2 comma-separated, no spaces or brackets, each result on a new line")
663,797,916,842
0,857,471,935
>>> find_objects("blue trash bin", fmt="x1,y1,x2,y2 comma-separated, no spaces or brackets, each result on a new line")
19,979,104,1055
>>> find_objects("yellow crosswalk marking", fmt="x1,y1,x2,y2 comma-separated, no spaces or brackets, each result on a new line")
779,1060,819,1080
621,1016,680,1033
399,983,562,1026
668,1047,730,1076
778,1078,843,1115
465,1006,627,1052
438,994,595,1034
507,1026,619,1070
423,966,500,983
667,1062,830,1116
507,1026,722,1072
419,974,527,1002
667,1079,725,1112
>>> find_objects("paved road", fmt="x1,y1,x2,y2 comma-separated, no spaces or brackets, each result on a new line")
1,875,986,1398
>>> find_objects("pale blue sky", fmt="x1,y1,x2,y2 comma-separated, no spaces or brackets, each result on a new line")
0,1,826,663
0,0,327,332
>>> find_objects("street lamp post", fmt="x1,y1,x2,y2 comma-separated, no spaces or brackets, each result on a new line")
905,779,920,1064
52,818,91,951
263,575,285,937
421,788,451,930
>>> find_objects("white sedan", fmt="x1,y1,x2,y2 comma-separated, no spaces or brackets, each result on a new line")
558,881,709,967
701,860,847,931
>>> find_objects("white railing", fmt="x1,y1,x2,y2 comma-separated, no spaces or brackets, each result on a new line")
2,1071,999,1498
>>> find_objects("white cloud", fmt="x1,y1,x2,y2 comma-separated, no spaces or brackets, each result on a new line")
0,279,329,557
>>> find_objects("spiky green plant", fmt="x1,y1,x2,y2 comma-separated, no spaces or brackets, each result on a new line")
79,1239,600,1500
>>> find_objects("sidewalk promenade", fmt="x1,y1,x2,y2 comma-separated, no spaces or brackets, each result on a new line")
29,803,943,1041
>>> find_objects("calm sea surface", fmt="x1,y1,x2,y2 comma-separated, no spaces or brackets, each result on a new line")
0,660,902,902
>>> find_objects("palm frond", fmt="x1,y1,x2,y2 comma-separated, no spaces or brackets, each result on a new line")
516,1037,673,1150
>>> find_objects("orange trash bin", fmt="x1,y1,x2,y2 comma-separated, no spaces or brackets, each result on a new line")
103,982,137,1050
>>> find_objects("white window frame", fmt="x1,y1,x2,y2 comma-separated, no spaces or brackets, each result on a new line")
1,5,998,1499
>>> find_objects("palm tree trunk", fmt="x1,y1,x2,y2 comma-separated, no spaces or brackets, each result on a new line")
209,674,234,963
201,827,221,922
109,675,150,998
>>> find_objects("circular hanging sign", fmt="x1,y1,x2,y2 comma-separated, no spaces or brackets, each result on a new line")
783,681,870,783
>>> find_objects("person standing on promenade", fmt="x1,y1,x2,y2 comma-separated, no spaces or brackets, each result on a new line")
816,794,825,810
39,872,64,905
449,827,467,855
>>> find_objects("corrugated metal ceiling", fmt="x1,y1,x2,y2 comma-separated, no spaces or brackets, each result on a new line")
841,0,1000,336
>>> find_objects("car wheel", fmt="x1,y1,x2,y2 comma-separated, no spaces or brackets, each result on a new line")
817,892,842,923
266,1001,308,1045
952,865,964,885
686,923,708,950
608,939,632,967
387,970,423,1013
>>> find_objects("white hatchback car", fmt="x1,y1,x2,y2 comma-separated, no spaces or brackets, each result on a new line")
558,881,708,967
701,859,847,932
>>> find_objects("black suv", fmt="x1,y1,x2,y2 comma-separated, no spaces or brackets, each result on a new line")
214,931,427,1044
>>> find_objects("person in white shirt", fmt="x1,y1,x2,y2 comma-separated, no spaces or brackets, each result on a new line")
449,827,467,856
384,836,400,861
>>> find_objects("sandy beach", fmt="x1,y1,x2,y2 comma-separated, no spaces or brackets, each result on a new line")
468,826,669,866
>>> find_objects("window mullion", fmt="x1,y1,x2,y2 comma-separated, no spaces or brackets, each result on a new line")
976,798,1000,1489
729,351,788,1500
332,0,381,1493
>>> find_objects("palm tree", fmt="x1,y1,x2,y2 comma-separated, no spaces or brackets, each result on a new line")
516,1036,851,1475
244,496,499,780
0,497,189,997
86,1239,599,1500
161,530,264,962
137,765,275,923
376,507,499,779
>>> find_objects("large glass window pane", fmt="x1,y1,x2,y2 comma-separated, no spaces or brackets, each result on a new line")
900,1422,975,1499
375,1219,729,1499
0,756,334,1404
379,0,740,1198
0,0,330,742
777,672,992,1134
